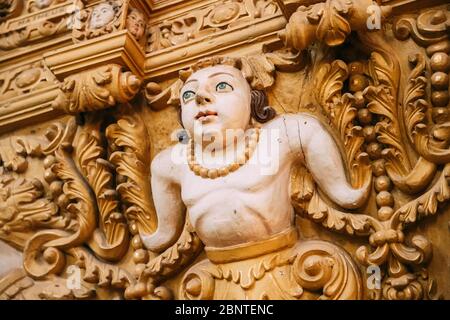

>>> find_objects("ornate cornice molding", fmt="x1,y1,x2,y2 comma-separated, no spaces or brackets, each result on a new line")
44,30,145,79
0,84,62,134
144,13,286,79
0,58,62,133
276,0,450,20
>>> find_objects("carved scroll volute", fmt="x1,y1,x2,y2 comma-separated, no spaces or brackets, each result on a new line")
292,240,363,300
53,64,142,114
22,119,99,279
279,0,391,51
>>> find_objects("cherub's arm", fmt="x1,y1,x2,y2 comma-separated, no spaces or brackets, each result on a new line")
281,114,369,209
140,148,186,252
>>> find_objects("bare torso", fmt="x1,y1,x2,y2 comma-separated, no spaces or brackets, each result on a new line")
174,116,297,247
144,114,368,252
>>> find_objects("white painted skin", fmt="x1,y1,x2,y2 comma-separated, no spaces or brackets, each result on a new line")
141,65,369,252
0,241,22,278
90,3,115,30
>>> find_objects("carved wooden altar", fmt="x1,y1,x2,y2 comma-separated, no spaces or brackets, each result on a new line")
0,0,448,300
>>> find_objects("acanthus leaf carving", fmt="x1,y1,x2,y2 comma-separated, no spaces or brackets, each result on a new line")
53,64,142,114
283,2,449,300
74,114,129,262
0,174,64,250
314,59,371,189
312,0,353,47
106,104,157,236
69,247,134,290
22,118,97,279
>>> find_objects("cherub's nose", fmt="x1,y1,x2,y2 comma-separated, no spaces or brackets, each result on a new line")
195,90,213,105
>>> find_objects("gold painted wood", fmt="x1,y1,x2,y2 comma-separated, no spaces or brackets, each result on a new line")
0,0,448,300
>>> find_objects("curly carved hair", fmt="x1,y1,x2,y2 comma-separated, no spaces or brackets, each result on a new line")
178,56,276,125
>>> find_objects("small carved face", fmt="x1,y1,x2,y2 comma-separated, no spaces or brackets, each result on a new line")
180,65,252,139
90,3,115,30
35,0,53,9
126,9,146,41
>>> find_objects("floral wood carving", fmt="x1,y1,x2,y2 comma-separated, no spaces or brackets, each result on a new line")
0,0,23,22
53,64,142,114
146,0,280,53
106,104,157,236
394,9,450,165
285,2,449,300
26,0,67,13
0,0,449,301
0,174,63,250
178,239,362,300
0,1,74,51
75,115,129,262
0,61,58,101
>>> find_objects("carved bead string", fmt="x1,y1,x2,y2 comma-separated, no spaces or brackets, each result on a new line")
429,50,449,124
348,61,395,221
412,20,448,299
187,126,261,179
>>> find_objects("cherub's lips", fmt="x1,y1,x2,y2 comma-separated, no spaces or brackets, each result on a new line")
195,110,218,120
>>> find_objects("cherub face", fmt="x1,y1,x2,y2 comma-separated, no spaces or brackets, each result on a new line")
180,65,252,141
126,9,146,41
35,0,53,9
90,3,115,29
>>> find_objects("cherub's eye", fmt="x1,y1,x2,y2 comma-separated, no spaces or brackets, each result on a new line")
182,90,196,103
216,82,233,92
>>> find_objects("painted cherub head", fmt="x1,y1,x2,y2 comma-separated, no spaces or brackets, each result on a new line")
90,2,117,30
126,8,146,41
178,57,276,139
35,0,53,9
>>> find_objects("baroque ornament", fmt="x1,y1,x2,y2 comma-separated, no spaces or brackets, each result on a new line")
0,1,73,51
146,0,279,52
0,0,448,300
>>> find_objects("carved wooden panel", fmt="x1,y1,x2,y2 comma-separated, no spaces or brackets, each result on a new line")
0,0,448,300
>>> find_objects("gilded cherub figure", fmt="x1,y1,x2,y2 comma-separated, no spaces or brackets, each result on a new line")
139,57,369,299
